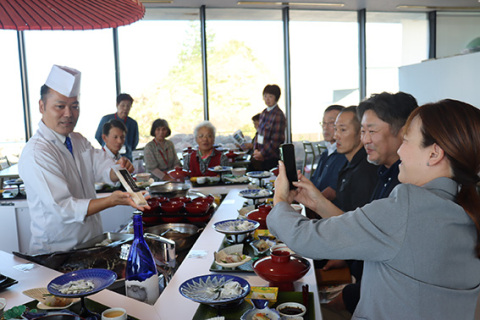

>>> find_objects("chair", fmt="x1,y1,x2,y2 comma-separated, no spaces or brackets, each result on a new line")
316,143,327,156
302,141,316,176
0,156,10,170
0,156,11,188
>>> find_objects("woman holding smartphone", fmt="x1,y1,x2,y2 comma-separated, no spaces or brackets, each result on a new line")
267,99,480,320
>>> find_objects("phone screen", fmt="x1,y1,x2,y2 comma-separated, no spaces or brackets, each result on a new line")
280,143,298,189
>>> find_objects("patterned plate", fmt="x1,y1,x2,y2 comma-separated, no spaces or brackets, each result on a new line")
246,171,271,179
179,274,250,306
238,189,273,199
47,269,117,298
213,219,260,235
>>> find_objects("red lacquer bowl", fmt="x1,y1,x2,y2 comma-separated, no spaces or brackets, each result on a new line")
185,202,210,214
246,204,272,230
186,213,211,223
170,196,192,204
161,200,185,213
253,250,310,291
167,167,190,182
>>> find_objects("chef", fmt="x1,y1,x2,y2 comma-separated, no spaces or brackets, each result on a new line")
19,65,147,255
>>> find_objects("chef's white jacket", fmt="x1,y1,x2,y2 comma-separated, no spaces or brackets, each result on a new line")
19,121,116,254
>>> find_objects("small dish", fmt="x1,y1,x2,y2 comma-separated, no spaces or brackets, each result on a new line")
270,243,295,255
214,244,252,269
208,166,232,173
250,239,276,255
23,288,79,310
240,307,280,320
276,302,306,318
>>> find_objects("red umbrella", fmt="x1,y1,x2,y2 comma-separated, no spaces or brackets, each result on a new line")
0,0,145,30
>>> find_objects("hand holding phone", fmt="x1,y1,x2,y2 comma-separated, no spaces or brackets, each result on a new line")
280,143,298,189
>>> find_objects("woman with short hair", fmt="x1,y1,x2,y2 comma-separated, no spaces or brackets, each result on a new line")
268,99,480,320
144,118,180,181
183,120,228,177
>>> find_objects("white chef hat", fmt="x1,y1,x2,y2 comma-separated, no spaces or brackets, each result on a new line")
44,65,81,98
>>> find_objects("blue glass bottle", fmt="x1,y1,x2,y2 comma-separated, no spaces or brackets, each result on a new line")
125,212,159,304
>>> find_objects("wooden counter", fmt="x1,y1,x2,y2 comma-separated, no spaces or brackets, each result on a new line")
0,188,323,319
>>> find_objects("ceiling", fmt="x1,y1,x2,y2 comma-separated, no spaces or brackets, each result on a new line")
140,0,480,12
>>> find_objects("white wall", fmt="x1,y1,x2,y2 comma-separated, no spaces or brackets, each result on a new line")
399,51,480,108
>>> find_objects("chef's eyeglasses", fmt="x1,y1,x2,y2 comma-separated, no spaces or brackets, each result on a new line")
320,121,335,128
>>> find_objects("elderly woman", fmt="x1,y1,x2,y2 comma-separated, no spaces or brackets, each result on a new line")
144,119,181,181
101,119,127,161
267,99,480,320
183,120,228,177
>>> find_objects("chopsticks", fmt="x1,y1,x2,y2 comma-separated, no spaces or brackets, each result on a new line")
302,284,309,312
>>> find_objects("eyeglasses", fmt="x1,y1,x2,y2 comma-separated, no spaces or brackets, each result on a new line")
320,121,335,128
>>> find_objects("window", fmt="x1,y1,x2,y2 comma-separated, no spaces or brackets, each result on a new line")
290,10,358,142
366,12,428,96
436,12,480,58
24,29,116,147
0,30,24,163
206,8,285,143
118,8,203,149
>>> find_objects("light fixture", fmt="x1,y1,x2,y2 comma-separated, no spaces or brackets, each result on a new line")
237,1,344,7
397,5,480,10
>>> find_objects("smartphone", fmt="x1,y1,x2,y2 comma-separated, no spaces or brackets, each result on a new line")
280,143,298,189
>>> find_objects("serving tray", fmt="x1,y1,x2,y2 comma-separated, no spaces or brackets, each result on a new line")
193,291,315,320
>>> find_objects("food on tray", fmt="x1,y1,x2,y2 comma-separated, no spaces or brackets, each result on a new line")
255,239,270,252
57,279,95,294
214,165,223,170
227,220,256,231
43,295,73,307
95,238,113,247
252,313,273,320
217,252,247,264
251,291,277,300
205,280,243,300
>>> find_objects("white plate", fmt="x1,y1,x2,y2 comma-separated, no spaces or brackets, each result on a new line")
240,307,280,320
214,244,252,268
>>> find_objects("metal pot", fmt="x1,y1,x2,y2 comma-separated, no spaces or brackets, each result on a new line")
147,182,190,198
144,223,202,252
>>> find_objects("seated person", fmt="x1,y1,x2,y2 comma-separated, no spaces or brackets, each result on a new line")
102,119,127,161
144,119,181,181
310,105,347,205
183,121,228,177
240,113,260,154
95,93,139,161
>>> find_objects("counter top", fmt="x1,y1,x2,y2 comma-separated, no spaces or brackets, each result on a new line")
0,188,322,319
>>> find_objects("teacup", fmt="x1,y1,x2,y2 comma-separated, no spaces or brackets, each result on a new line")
102,307,127,320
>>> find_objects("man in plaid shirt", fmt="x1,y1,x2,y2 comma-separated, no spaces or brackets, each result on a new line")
252,84,286,171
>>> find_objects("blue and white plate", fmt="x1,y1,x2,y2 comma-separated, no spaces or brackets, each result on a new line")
179,274,250,306
208,166,233,173
47,268,117,298
246,171,271,179
238,189,273,199
213,219,260,235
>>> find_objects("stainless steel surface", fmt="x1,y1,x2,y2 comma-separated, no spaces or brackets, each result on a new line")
144,223,202,252
73,232,134,250
147,182,190,198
